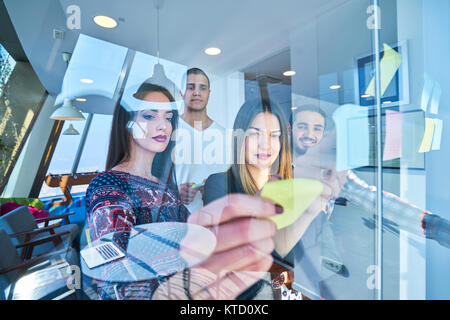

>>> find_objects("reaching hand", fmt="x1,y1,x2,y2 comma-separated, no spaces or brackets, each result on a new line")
153,194,279,300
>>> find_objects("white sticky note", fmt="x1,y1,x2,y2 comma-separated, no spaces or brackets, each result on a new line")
332,104,370,171
421,74,434,112
431,118,443,151
430,83,442,115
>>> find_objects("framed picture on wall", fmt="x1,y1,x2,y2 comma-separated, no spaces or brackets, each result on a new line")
354,40,410,108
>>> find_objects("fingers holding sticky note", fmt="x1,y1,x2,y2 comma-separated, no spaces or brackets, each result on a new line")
260,179,323,230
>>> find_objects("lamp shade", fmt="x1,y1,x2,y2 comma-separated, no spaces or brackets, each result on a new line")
50,98,85,120
133,63,182,102
63,123,80,135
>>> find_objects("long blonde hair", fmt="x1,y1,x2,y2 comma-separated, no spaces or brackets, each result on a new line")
229,98,293,195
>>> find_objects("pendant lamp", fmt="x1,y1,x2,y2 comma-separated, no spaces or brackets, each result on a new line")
133,0,182,102
50,98,85,120
133,63,181,101
50,52,85,120
63,123,80,135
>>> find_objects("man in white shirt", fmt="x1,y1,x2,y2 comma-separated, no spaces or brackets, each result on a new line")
173,68,230,213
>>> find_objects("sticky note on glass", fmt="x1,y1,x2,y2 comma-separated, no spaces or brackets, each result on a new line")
419,118,435,153
261,179,323,230
365,43,402,97
383,110,402,161
421,74,434,112
430,83,442,114
431,119,443,151
333,104,370,171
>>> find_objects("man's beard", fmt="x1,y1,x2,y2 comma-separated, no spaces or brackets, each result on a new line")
294,143,307,157
293,137,318,157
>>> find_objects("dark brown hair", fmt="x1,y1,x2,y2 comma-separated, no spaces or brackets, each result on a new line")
106,84,179,189
290,104,328,130
181,67,211,89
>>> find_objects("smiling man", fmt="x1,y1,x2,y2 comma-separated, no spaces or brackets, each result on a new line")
291,106,327,156
283,104,345,300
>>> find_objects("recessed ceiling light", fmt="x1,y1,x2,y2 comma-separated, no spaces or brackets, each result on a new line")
291,106,298,110
383,101,392,104
204,47,222,55
361,94,371,98
329,84,341,90
93,15,118,29
76,98,87,102
80,78,94,84
283,70,296,77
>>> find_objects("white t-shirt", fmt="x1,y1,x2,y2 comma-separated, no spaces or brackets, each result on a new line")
173,118,231,213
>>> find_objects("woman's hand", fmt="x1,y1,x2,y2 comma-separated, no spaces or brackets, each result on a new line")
152,194,279,300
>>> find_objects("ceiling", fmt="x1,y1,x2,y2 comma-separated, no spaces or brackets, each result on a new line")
3,0,350,111
243,50,292,85
0,0,27,61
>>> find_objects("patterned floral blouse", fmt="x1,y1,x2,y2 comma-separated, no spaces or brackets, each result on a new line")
85,170,190,299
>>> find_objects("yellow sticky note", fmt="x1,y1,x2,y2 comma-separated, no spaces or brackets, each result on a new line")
261,179,323,230
365,43,402,97
419,118,435,153
85,228,92,247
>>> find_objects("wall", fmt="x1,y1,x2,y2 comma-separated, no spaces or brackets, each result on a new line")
2,94,56,197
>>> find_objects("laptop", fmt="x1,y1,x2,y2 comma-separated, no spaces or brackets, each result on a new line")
81,242,125,269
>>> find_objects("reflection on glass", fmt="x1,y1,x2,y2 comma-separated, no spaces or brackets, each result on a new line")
2,0,450,301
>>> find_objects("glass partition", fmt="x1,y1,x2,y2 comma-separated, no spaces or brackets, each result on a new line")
385,0,450,299
1,0,450,301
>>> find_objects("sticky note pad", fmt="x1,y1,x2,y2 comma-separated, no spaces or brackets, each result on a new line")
419,118,435,153
430,83,442,114
431,118,443,151
333,104,370,171
421,74,434,112
383,110,402,161
365,43,402,97
261,179,323,230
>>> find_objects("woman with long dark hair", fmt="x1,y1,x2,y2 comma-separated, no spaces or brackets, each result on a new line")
105,86,178,190
86,84,189,299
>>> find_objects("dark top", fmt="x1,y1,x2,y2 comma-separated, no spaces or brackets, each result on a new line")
204,170,295,261
203,170,274,300
203,170,244,206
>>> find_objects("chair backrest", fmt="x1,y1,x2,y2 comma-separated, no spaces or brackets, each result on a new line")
0,229,23,286
0,206,37,246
